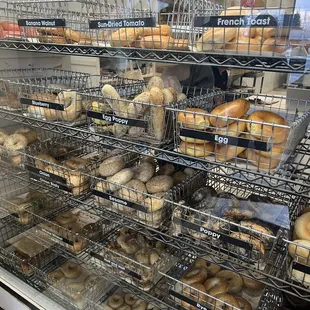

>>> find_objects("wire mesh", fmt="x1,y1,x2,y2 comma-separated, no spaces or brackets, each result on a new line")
168,91,310,174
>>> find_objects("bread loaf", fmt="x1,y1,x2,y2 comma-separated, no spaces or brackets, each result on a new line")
196,28,236,52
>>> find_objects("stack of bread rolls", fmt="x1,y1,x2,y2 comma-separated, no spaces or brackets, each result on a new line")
177,99,288,170
288,210,310,287
197,6,299,54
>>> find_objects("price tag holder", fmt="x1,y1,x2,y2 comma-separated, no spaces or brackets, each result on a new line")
20,98,65,111
92,190,148,212
194,14,299,28
41,228,74,246
18,19,66,27
87,111,148,129
173,218,253,251
90,251,142,280
180,128,271,151
89,17,156,29
26,165,67,184
169,290,210,310
292,261,310,275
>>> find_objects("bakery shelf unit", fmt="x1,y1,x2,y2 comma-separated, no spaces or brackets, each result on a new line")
0,0,310,310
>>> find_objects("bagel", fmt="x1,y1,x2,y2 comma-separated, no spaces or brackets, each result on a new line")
146,175,173,194
215,144,246,162
99,155,125,177
108,294,125,308
213,119,246,137
61,222,82,235
118,179,147,203
246,149,280,170
64,157,88,170
180,135,211,144
11,155,22,166
144,192,165,212
0,129,8,145
46,270,65,285
179,141,214,157
194,257,221,277
180,268,208,285
35,153,58,170
132,162,155,183
235,297,253,310
262,37,289,54
253,143,284,159
4,134,28,156
212,293,240,310
182,283,207,310
60,262,82,279
177,108,210,130
247,111,289,144
242,274,265,294
289,240,310,265
72,236,85,253
226,37,261,52
204,277,229,297
56,211,79,226
210,99,250,127
15,128,38,144
294,213,310,241
216,270,244,294
56,91,82,121
256,27,291,39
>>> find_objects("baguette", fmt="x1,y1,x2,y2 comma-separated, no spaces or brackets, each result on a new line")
150,87,165,141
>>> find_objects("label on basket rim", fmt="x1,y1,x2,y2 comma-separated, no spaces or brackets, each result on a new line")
87,110,148,129
173,218,253,251
292,261,310,275
90,251,142,280
180,128,271,151
194,14,299,28
18,19,66,27
26,165,67,184
89,17,156,29
20,98,65,111
41,228,74,246
29,174,71,193
169,290,210,310
92,190,148,212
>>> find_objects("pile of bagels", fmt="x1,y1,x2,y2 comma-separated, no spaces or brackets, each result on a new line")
110,25,188,50
177,98,289,170
95,153,195,227
288,209,310,287
0,127,39,166
179,256,264,310
27,90,85,123
91,75,186,143
196,6,300,54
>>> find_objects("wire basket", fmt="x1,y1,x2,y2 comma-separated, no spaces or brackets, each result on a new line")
162,252,282,310
90,154,198,229
85,77,216,145
169,170,305,276
0,1,91,45
0,68,92,125
168,91,310,173
89,228,177,292
21,135,121,196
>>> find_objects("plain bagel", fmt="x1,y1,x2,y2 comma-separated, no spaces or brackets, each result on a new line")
215,144,246,162
210,99,250,127
213,119,246,137
246,149,280,170
262,37,289,54
247,110,289,144
216,270,244,294
288,240,310,263
179,141,214,157
295,213,310,241
56,91,82,121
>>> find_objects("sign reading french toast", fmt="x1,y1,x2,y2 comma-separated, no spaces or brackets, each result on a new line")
20,98,64,111
194,14,299,28
89,17,156,29
18,19,66,27
180,128,271,151
87,110,148,128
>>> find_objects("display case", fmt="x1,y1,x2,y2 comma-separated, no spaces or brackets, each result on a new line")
0,0,310,309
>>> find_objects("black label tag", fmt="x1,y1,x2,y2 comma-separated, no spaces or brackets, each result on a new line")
92,190,147,212
30,175,71,193
41,228,74,246
180,128,270,151
11,213,20,219
87,111,148,129
90,251,142,280
176,262,189,271
194,14,299,28
292,262,310,275
89,17,156,29
20,98,64,111
173,218,253,251
18,19,66,27
169,290,210,310
26,165,67,184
